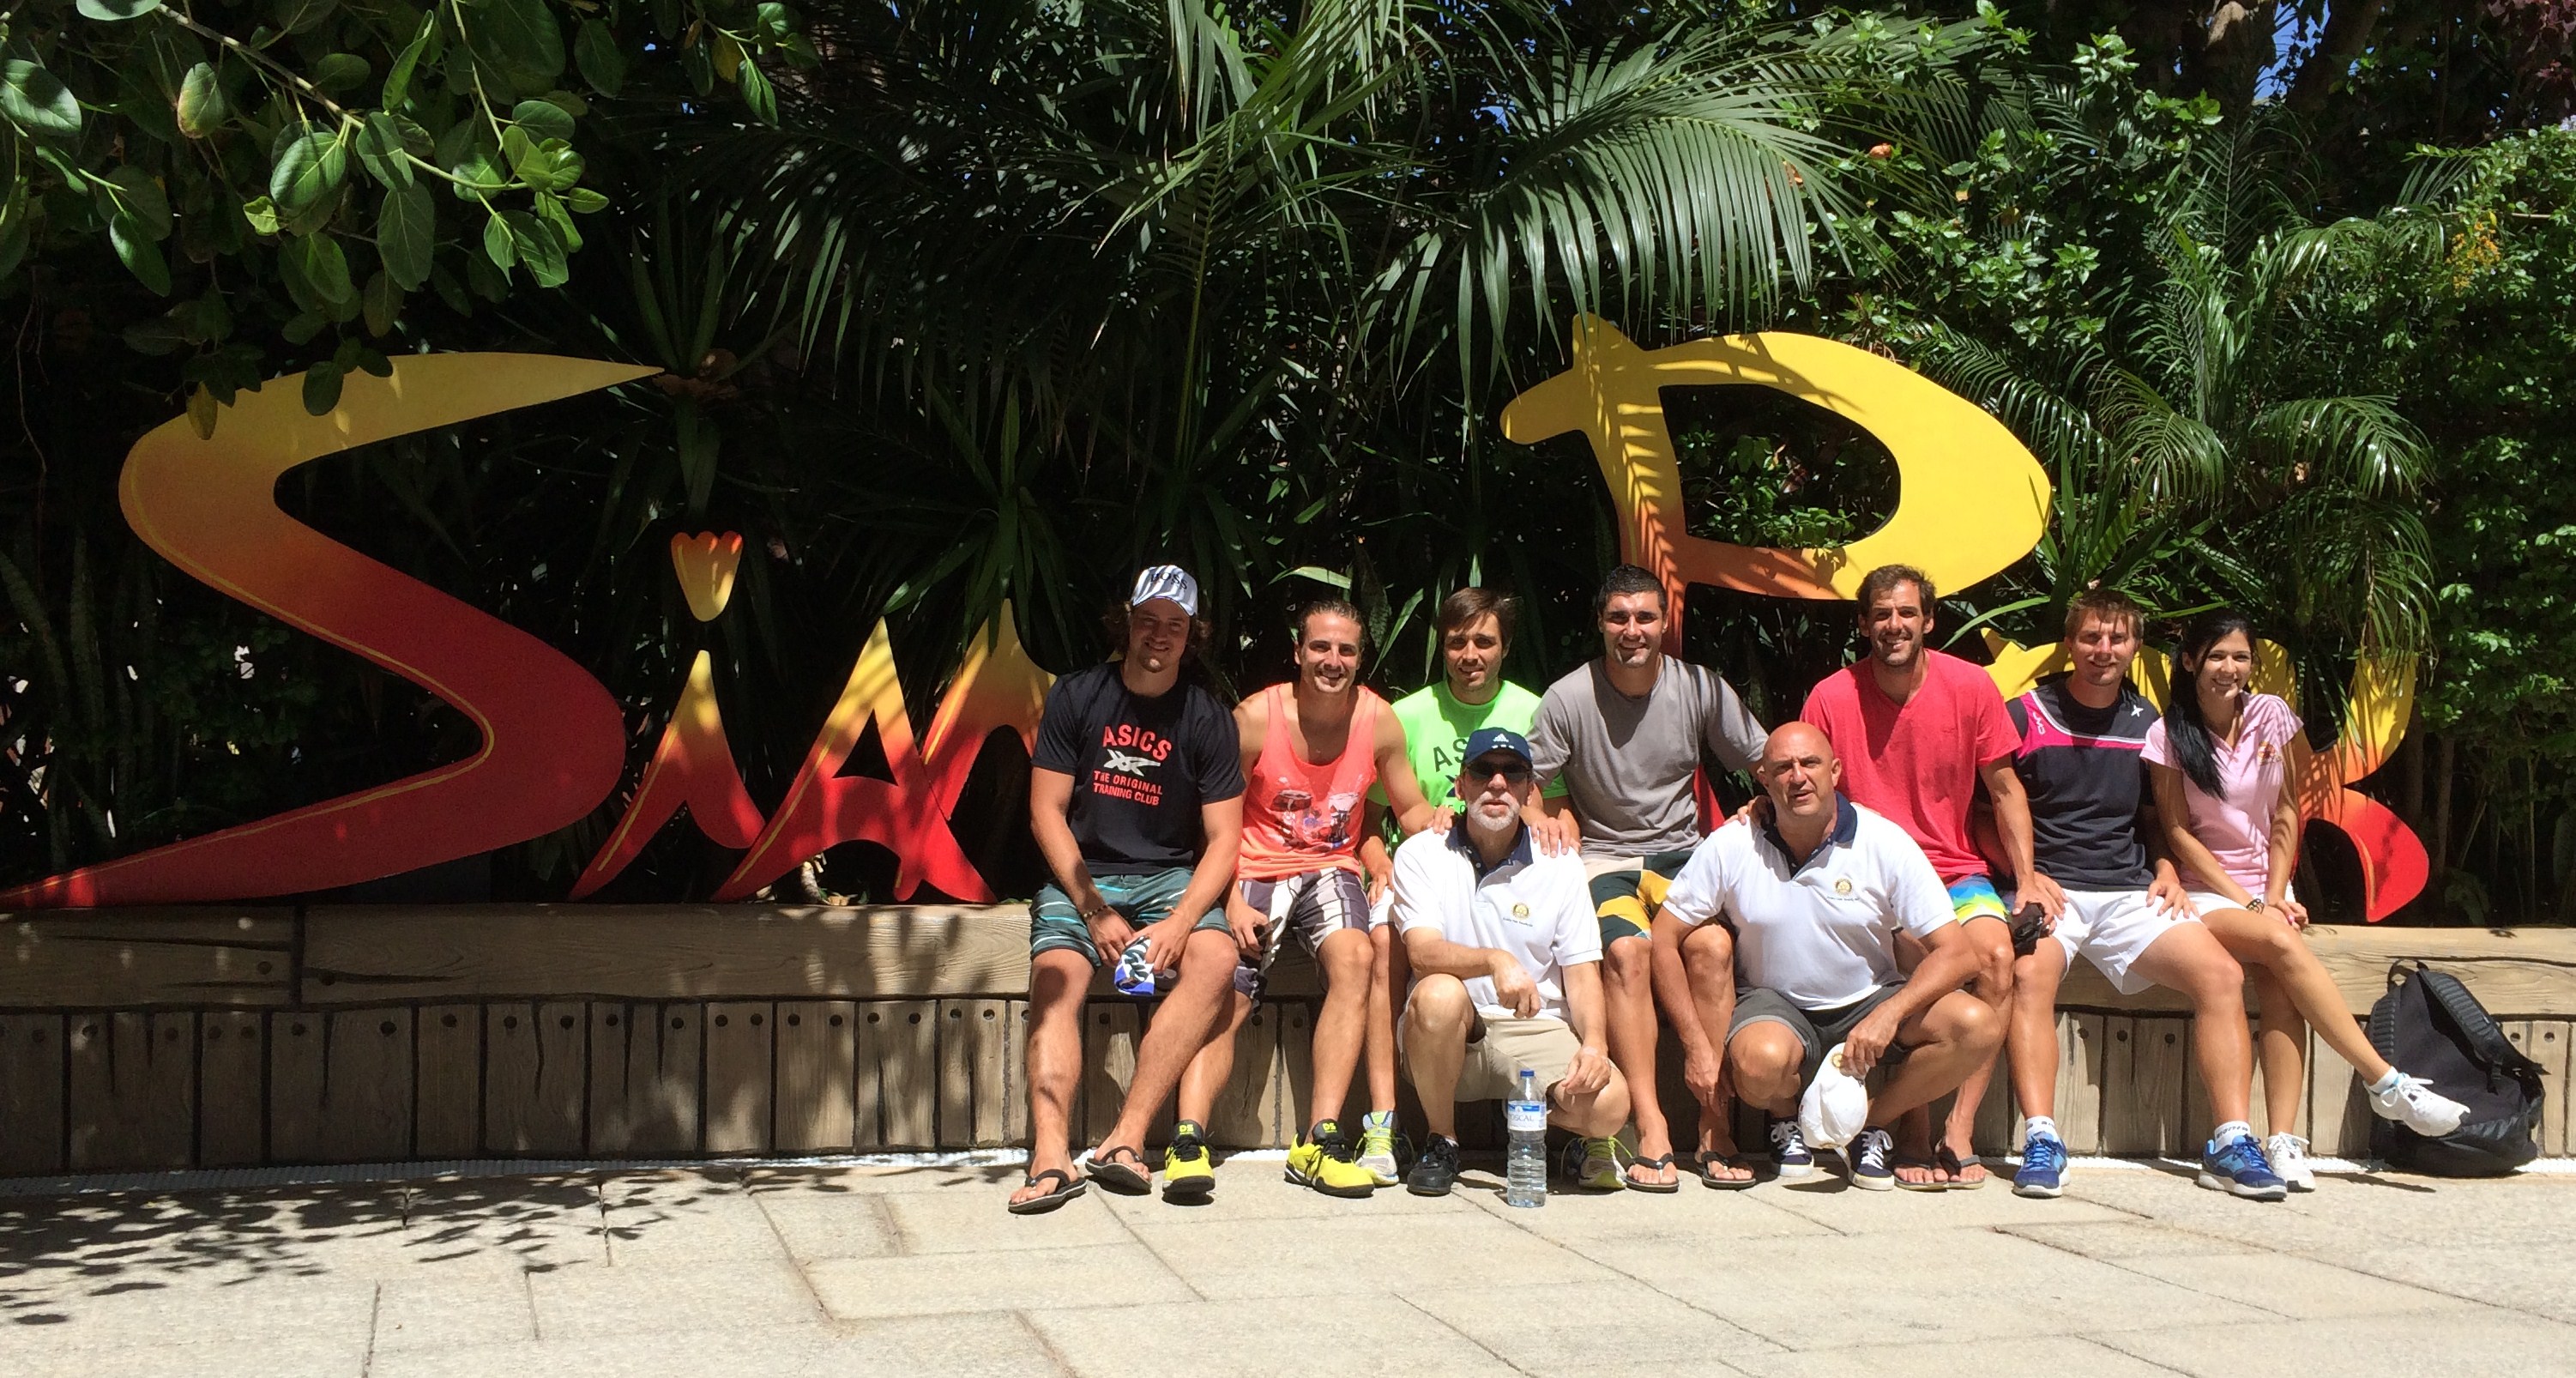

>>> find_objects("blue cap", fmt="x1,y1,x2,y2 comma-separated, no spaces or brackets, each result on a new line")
1461,727,1532,769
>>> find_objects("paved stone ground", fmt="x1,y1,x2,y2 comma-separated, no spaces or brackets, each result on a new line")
2,1154,2572,1376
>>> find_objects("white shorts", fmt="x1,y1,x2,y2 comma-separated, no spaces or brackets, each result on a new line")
2023,888,2199,996
2183,885,2297,921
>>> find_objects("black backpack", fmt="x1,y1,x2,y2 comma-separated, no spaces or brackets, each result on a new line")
2366,962,2545,1176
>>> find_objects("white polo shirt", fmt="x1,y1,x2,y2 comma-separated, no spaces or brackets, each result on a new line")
1658,795,1952,1009
1391,819,1601,1023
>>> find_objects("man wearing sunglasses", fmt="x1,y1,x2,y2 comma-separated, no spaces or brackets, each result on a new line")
1391,728,1626,1196
1529,564,1768,1190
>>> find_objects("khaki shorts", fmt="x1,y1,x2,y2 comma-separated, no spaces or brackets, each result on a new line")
1439,1014,1582,1103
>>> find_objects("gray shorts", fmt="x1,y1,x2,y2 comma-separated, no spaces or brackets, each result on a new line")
1728,985,1903,1089
1235,867,1369,999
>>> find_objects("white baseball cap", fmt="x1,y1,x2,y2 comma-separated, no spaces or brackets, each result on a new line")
1799,1043,1870,1150
1130,565,1201,618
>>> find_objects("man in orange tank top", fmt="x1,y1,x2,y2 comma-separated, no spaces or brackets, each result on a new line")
1167,598,1439,1200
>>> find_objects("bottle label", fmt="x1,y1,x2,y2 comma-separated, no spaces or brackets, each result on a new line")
1505,1101,1547,1133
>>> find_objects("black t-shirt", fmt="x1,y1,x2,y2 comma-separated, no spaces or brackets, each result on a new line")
2005,678,2158,889
1031,662,1246,875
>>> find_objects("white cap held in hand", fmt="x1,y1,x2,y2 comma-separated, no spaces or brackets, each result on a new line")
1800,1043,1870,1150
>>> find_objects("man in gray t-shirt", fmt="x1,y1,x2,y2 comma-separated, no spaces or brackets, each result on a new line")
1526,565,1766,1190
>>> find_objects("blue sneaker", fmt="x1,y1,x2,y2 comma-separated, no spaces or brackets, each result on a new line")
2013,1133,2067,1198
1769,1118,1815,1178
2197,1133,2289,1201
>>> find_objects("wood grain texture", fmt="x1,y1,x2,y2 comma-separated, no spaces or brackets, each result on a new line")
67,1012,193,1170
860,1000,937,1148
0,910,293,1008
1082,1002,1142,1146
413,1005,481,1157
2102,1016,2188,1157
301,904,1039,1003
0,1013,65,1174
1209,1004,1280,1149
2183,1014,2268,1145
2052,1013,2105,1155
268,1009,412,1163
588,1002,700,1155
704,1002,773,1154
2532,1020,2569,1158
2303,1028,2371,1157
483,1002,583,1156
938,1000,1010,1148
1004,1000,1031,1145
196,1010,263,1167
774,1001,856,1153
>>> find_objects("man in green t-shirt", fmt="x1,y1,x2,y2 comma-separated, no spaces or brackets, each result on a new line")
1353,588,1575,1183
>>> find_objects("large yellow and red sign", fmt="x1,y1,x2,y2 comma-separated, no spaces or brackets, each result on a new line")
1,327,2428,917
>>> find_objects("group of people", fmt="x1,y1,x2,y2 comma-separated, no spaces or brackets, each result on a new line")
1003,561,2471,1214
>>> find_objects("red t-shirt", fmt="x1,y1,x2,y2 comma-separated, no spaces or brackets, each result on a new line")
1800,649,2020,882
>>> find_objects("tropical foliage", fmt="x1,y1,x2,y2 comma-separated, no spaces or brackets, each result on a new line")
4,0,2576,922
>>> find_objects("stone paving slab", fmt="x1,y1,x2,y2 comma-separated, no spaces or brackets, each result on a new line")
0,1157,2569,1376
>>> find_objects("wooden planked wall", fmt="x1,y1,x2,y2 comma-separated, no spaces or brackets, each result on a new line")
3,906,2572,1172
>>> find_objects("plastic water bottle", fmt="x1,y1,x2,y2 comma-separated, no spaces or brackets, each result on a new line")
1505,1067,1547,1208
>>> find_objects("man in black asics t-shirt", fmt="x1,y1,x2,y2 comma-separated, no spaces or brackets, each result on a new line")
1008,565,1246,1214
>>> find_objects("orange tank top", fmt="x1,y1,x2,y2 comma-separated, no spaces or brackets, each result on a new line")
1238,683,1384,880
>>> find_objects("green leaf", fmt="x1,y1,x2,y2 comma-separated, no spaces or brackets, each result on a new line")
176,63,226,138
76,0,164,20
362,269,399,335
500,209,566,286
108,215,172,293
739,59,776,125
281,307,327,344
354,346,392,378
534,189,581,253
564,187,608,214
279,232,356,310
303,359,345,414
448,146,506,202
1,60,83,140
510,98,574,145
574,21,625,96
513,137,582,192
465,0,566,97
313,53,371,94
269,127,348,229
241,195,281,237
355,112,414,190
103,166,172,239
481,214,516,273
382,11,437,109
377,181,434,289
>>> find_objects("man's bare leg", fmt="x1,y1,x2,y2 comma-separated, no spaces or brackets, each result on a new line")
1304,928,1374,1127
1899,915,2012,1186
1677,922,1748,1180
1870,990,2004,1127
2127,923,2254,1127
1010,949,1095,1207
2006,945,2068,1126
1364,921,1409,1115
1174,989,1252,1127
1401,975,1475,1141
1603,935,1679,1188
1094,928,1238,1159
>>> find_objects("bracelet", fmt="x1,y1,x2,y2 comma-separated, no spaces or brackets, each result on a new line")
2246,897,2268,913
1077,901,1114,923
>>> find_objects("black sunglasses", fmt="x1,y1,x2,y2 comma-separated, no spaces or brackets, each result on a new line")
1463,758,1534,784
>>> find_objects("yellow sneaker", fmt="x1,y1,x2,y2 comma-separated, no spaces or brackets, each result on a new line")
1562,1135,1626,1193
1162,1121,1216,1202
1285,1120,1378,1197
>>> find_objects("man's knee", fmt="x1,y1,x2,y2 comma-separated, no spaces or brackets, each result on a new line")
1941,992,2005,1054
1318,928,1372,987
1731,1026,1801,1084
1680,922,1734,978
1603,934,1651,987
1174,928,1239,988
1404,974,1474,1032
1030,950,1095,1013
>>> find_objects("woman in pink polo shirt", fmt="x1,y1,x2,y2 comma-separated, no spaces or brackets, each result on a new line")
2145,611,2467,1191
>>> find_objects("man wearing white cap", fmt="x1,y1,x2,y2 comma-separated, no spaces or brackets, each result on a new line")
1010,565,1248,1214
1655,723,2002,1189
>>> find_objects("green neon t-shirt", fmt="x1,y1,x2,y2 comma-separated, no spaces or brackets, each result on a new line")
1370,680,1567,808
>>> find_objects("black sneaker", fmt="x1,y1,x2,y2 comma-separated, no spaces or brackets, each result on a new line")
1407,1134,1461,1196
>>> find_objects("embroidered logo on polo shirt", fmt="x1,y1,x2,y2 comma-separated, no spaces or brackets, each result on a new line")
1834,879,1853,896
1511,903,1529,919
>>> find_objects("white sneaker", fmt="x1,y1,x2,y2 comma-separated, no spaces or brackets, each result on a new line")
2265,1133,2316,1192
2368,1071,2470,1137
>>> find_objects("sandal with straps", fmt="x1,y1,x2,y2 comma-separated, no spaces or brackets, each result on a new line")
1007,1167,1089,1215
1622,1151,1682,1194
1084,1144,1153,1195
1693,1150,1759,1190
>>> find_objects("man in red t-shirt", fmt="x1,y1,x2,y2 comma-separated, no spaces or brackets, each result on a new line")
1800,565,2063,1189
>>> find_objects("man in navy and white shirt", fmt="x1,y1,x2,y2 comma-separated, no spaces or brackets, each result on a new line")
1391,728,1629,1196
1653,722,2003,1190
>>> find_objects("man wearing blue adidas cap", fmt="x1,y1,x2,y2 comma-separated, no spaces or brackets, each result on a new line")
1010,565,1246,1214
1391,727,1628,1196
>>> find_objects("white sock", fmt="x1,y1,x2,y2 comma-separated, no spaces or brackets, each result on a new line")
2022,1115,2059,1145
2368,1067,2403,1094
2213,1119,2253,1145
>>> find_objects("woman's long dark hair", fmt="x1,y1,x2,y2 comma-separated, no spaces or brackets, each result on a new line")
2163,609,2257,799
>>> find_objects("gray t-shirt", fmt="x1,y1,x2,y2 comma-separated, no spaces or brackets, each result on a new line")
1529,658,1768,860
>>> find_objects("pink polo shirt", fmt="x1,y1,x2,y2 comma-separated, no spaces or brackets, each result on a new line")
2141,692,2300,892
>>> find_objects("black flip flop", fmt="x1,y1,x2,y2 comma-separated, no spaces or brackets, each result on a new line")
1938,1145,1988,1191
1006,1168,1089,1215
1623,1151,1682,1194
1892,1152,1948,1192
1693,1151,1759,1190
1084,1145,1153,1195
